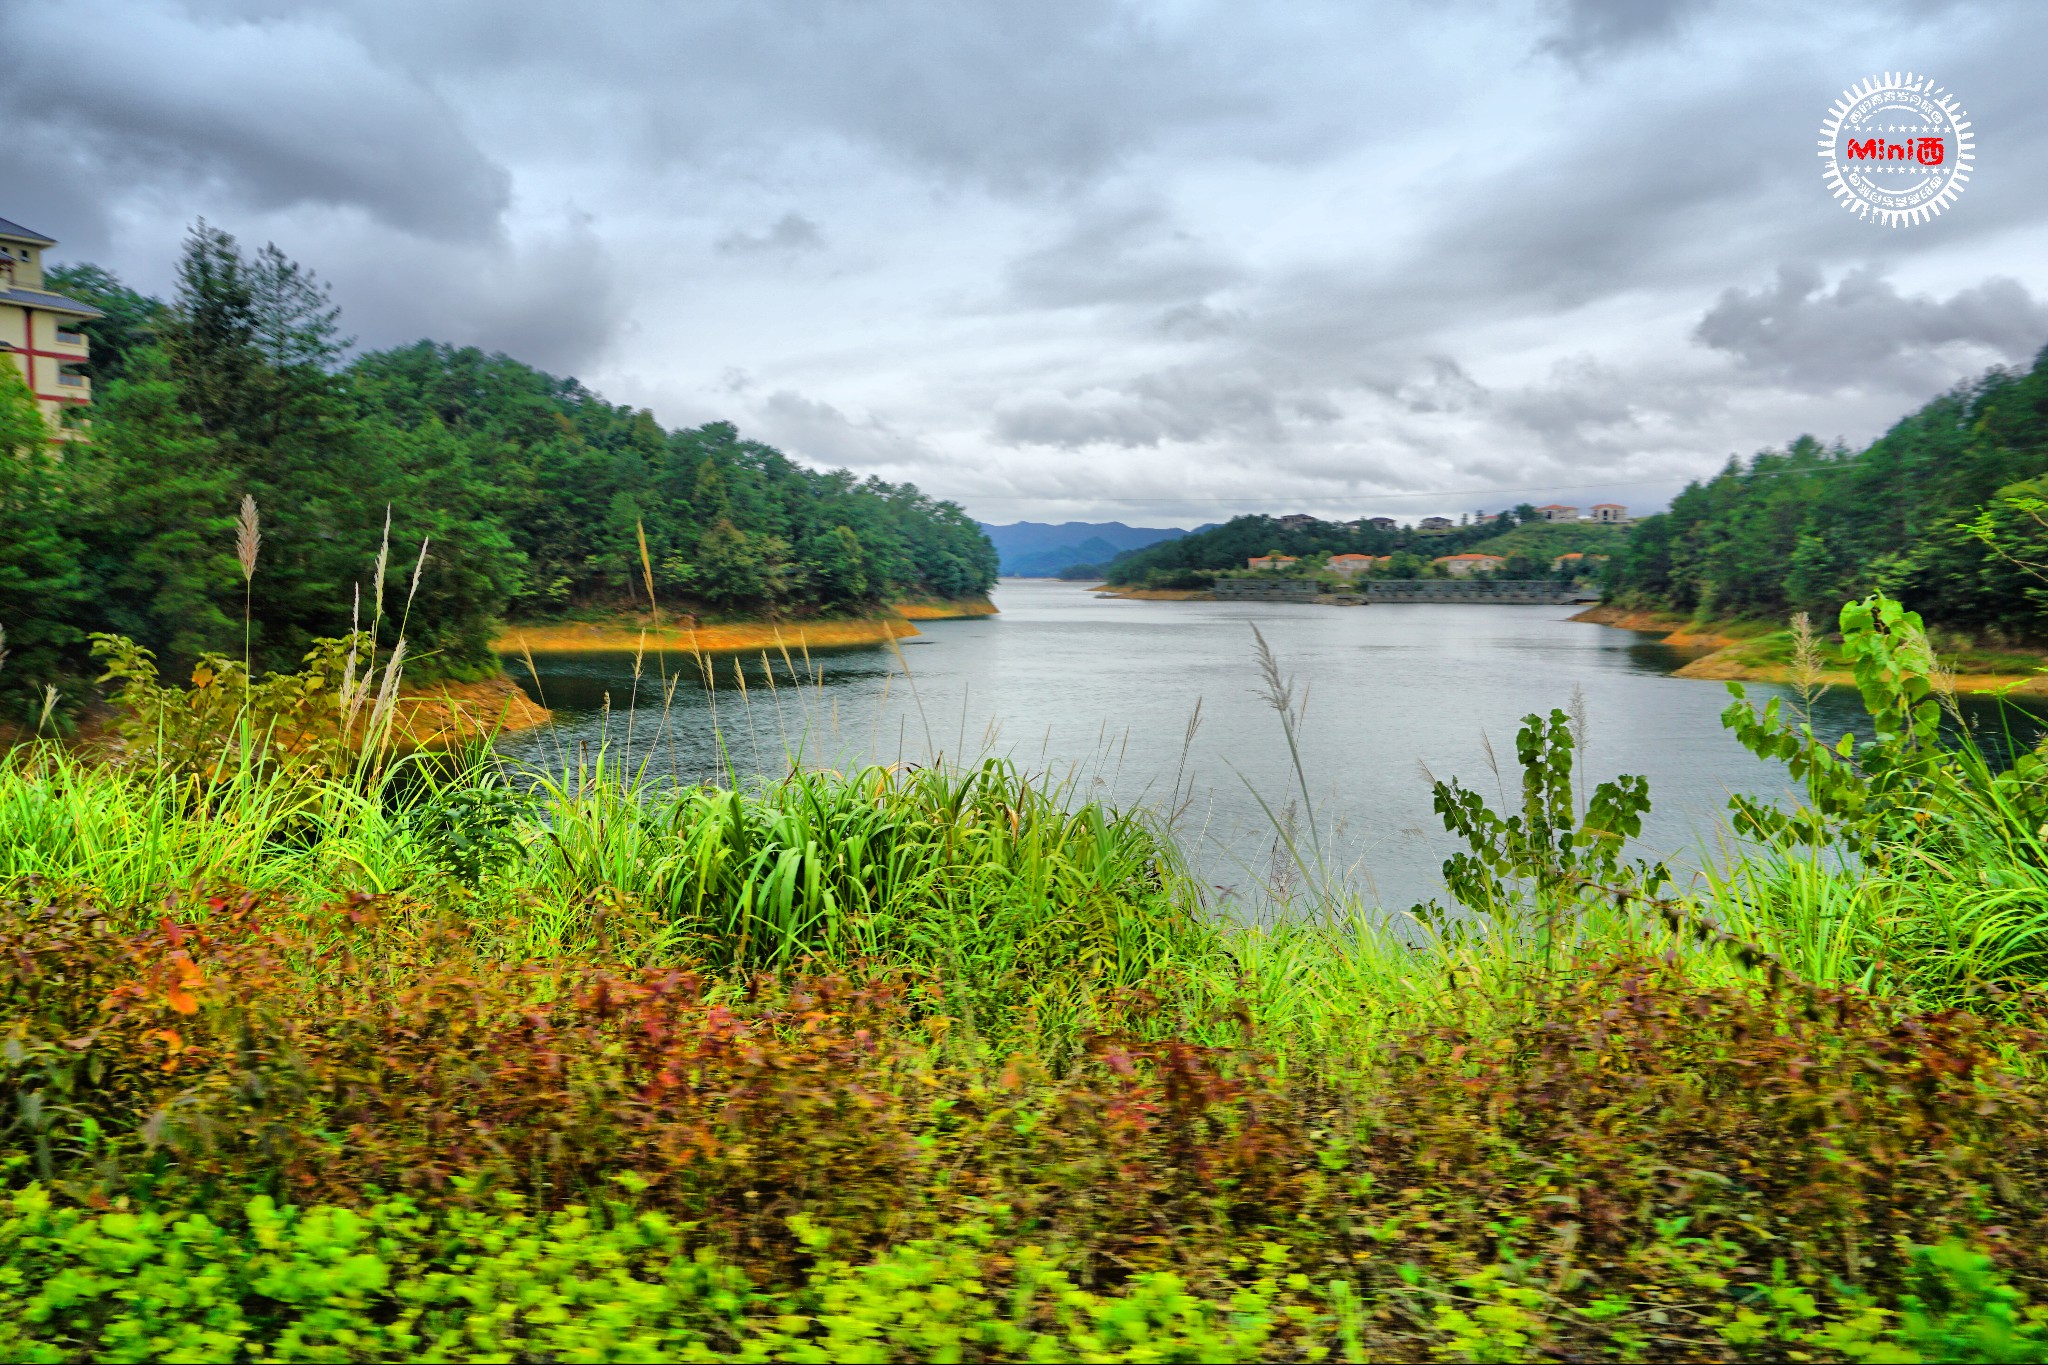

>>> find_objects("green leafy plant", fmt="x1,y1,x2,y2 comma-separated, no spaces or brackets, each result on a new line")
1425,707,1666,932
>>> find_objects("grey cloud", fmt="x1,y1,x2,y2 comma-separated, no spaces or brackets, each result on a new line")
1694,264,2048,390
1538,0,1709,62
992,368,1294,449
5,0,2043,527
1008,207,1239,310
0,2,508,241
1391,358,1489,415
327,217,621,373
754,389,954,475
318,1,1270,197
1156,302,1243,339
715,213,825,257
1494,356,1649,449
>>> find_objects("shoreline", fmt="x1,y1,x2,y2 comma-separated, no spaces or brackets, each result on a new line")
1569,604,2048,696
1089,585,1212,601
394,674,553,744
489,598,996,658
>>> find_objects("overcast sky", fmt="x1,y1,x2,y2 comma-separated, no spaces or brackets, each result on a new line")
5,0,2045,526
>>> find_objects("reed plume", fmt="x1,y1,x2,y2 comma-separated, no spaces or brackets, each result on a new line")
370,507,391,640
338,586,366,735
365,639,408,746
236,494,260,691
235,495,261,583
1790,610,1825,710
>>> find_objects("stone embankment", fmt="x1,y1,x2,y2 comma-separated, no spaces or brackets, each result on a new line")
1179,579,1595,605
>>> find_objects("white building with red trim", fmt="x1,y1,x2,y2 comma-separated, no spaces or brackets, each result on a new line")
0,217,101,438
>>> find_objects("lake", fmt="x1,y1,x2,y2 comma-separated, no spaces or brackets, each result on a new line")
498,579,2040,914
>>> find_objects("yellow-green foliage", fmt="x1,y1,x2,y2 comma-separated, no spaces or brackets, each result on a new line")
7,594,2048,1357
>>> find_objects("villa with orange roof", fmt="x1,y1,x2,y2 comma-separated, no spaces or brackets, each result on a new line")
1434,553,1506,578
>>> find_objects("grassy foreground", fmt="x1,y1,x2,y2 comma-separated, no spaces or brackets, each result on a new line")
7,597,2048,1360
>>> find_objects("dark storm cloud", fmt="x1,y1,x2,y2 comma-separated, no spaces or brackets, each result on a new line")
1694,264,2048,390
326,216,622,374
0,2,508,241
715,213,826,257
317,0,1268,195
1,0,2043,523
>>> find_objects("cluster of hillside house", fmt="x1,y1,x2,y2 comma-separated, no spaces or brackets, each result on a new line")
1247,551,1608,579
1266,505,1629,537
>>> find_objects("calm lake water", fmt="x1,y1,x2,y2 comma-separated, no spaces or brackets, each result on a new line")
499,579,2044,914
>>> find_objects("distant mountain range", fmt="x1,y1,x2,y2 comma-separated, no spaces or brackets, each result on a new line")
977,520,1196,576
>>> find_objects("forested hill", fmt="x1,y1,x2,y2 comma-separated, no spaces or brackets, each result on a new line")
1606,347,2048,637
0,223,995,702
1097,509,1618,586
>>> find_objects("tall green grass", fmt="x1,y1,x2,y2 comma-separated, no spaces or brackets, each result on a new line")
8,589,2048,1067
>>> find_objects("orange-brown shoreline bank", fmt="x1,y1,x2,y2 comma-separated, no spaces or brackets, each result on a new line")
490,598,996,659
1569,604,2048,696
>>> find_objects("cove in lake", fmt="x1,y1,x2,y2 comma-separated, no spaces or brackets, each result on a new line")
499,579,2046,914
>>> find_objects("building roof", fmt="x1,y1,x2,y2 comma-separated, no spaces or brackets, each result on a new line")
1590,502,1625,509
1436,553,1506,562
0,286,103,319
0,217,57,246
1328,553,1372,561
1534,503,1577,511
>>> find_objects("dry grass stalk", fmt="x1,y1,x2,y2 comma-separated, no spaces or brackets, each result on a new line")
366,639,408,743
635,519,660,625
371,508,391,628
337,585,367,733
235,495,261,583
0,623,9,676
1790,611,1825,706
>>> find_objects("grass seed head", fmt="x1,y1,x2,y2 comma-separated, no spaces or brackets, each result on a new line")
236,494,261,582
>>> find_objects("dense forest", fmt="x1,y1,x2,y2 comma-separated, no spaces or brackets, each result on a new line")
0,224,995,709
1092,507,1620,585
1607,348,2048,638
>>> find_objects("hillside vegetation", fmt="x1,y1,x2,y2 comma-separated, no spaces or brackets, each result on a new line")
0,223,995,714
1096,508,1623,586
1607,347,2048,638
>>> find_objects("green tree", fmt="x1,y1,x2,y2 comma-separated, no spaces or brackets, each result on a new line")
42,263,166,387
807,525,871,602
0,365,89,706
